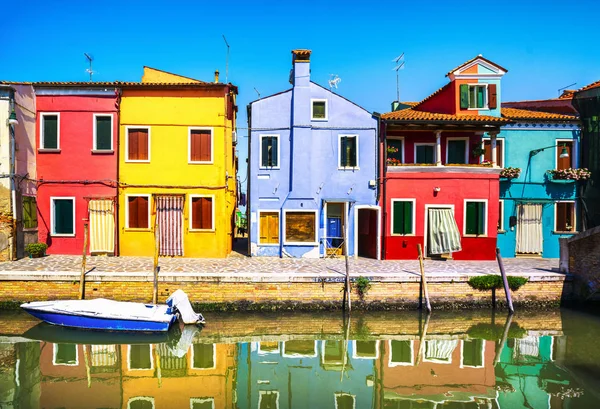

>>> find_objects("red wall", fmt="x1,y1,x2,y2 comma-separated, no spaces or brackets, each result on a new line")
383,171,499,260
36,94,118,255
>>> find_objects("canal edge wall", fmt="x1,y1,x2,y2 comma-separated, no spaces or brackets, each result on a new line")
567,225,600,301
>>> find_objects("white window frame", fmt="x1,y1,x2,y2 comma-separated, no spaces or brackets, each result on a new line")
555,139,575,170
351,340,380,360
467,83,489,110
460,339,486,369
259,134,280,169
257,209,280,246
321,340,348,365
282,209,319,246
414,143,436,164
257,341,281,355
125,194,151,230
387,136,405,164
554,200,576,233
189,194,215,232
190,398,215,409
52,343,78,366
338,134,359,170
445,137,470,164
92,113,114,152
50,196,76,237
40,112,61,150
481,137,505,167
498,199,505,232
258,391,280,409
282,340,317,358
127,344,154,370
191,343,216,370
334,393,356,409
390,199,416,236
463,199,488,237
388,340,414,367
311,98,328,121
188,127,214,164
125,125,151,163
128,397,155,409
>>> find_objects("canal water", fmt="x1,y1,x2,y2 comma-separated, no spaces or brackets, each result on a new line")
1,308,600,409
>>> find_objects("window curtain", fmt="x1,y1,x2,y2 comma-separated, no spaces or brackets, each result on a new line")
156,196,184,256
88,199,115,253
425,340,458,361
516,204,543,254
428,208,462,255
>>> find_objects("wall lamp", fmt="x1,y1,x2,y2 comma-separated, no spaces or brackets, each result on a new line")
7,108,18,126
529,144,569,158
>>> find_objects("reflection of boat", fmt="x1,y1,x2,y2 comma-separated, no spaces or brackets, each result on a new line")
20,290,205,332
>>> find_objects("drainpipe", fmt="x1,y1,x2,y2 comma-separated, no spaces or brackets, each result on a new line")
115,87,121,256
3,86,19,260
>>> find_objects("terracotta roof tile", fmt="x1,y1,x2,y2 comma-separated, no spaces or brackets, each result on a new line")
29,81,237,91
501,107,579,121
381,108,511,124
575,79,600,93
446,55,508,77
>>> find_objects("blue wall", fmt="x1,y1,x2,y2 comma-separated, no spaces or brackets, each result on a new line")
248,56,378,258
494,123,580,258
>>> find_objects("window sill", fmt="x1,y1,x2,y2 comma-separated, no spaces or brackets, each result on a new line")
52,233,75,237
124,228,151,232
498,229,507,234
391,233,416,237
258,167,280,170
189,229,215,233
463,234,488,238
311,118,328,121
91,149,114,154
283,241,319,246
552,230,578,235
467,107,489,111
38,148,61,153
23,228,38,232
188,161,214,165
125,160,151,163
258,243,280,246
338,167,360,171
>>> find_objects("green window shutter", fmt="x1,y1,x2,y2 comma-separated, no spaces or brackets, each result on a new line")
393,201,412,234
466,202,485,235
340,137,348,167
43,115,58,149
460,84,469,109
271,137,278,167
23,197,38,229
348,136,357,167
53,199,74,235
261,137,268,167
95,116,112,150
447,140,466,164
417,145,434,164
477,202,486,234
403,201,413,234
477,86,485,108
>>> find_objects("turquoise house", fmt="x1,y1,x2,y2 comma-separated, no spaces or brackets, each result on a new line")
490,107,580,258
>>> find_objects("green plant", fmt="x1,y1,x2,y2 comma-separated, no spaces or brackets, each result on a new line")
467,275,528,291
472,145,486,158
467,322,527,340
354,276,372,299
25,242,48,257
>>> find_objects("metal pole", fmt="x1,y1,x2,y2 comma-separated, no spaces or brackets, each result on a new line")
417,244,431,313
222,35,230,83
79,222,88,300
496,248,514,314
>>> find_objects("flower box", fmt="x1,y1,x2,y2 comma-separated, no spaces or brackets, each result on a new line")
499,167,521,179
547,168,591,181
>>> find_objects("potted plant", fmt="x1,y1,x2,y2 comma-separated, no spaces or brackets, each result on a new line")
547,168,591,182
472,144,486,158
500,167,521,179
25,242,48,258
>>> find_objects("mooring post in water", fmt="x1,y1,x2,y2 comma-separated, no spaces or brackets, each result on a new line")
496,248,514,314
153,216,160,304
494,313,513,366
340,313,351,382
416,311,431,366
342,223,351,312
417,244,431,313
79,222,89,300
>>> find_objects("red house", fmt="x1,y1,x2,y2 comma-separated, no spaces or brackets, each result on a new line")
36,83,119,255
380,56,511,260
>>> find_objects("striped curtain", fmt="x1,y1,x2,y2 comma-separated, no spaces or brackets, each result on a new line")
428,208,462,255
516,204,543,254
156,196,184,256
89,199,115,253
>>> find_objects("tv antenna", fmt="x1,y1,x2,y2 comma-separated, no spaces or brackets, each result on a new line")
222,35,230,83
254,87,260,99
392,53,405,102
328,74,341,90
84,53,95,82
558,82,577,97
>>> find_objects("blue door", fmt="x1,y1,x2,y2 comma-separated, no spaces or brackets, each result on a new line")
327,217,342,247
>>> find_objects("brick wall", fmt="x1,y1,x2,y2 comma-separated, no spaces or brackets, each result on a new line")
568,225,600,300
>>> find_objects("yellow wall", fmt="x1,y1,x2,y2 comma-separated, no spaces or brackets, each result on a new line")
119,87,237,258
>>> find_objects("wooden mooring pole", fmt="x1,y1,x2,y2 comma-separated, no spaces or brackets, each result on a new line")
495,248,514,314
79,222,89,300
417,244,431,313
153,217,160,305
342,223,351,312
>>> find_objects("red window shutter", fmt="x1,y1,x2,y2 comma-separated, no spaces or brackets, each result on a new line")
128,197,138,227
201,197,212,229
128,130,139,160
488,84,497,109
138,129,149,160
200,131,212,162
191,197,202,229
190,130,201,162
227,94,233,121
138,196,149,228
496,140,504,167
483,140,492,162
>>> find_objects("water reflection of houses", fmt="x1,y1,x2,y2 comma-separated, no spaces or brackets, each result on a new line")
237,338,378,409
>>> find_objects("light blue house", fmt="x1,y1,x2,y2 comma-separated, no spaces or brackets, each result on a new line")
248,49,379,258
489,106,580,258
236,339,377,408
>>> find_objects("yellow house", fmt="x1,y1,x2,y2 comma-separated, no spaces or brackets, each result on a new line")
118,67,237,257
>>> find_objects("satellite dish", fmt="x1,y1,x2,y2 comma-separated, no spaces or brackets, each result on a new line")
328,74,341,89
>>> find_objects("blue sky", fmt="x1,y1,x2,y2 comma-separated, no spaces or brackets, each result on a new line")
2,0,599,191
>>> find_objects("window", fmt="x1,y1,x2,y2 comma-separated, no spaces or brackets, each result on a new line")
283,340,317,357
498,200,504,231
460,84,497,110
335,393,355,409
259,211,279,244
94,114,113,151
53,343,78,365
126,127,150,161
483,138,504,167
259,391,279,409
387,138,404,164
190,398,215,409
415,144,435,164
260,135,279,168
353,340,379,359
190,196,213,230
465,200,487,236
555,202,575,232
284,211,317,244
128,398,154,409
339,135,358,168
127,196,150,229
446,138,468,164
192,343,215,369
23,196,37,229
51,197,75,236
469,85,487,108
128,344,152,370
311,99,327,120
461,339,484,367
389,340,413,366
258,342,280,354
391,200,414,235
189,128,213,163
556,141,573,170
41,113,59,149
